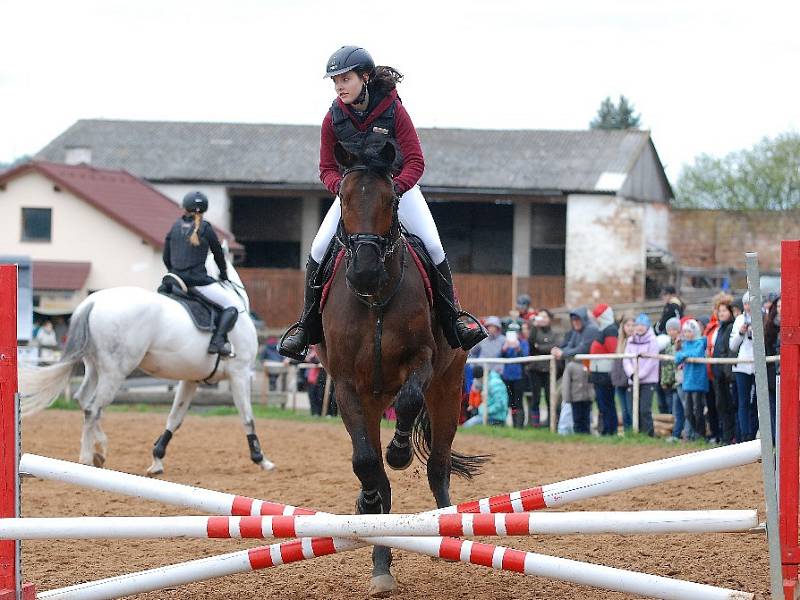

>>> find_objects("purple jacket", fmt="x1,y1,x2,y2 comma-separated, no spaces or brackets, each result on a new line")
623,328,660,384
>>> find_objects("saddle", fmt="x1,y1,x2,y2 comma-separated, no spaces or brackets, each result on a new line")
319,232,435,312
157,274,223,332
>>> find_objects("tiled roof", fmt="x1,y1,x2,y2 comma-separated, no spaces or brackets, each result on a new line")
0,161,240,249
36,119,662,195
32,260,90,290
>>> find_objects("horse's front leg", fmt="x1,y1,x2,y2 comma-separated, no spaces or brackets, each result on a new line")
147,380,197,476
386,363,432,471
338,383,396,597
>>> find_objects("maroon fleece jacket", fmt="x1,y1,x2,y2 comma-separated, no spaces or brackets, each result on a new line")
319,89,425,196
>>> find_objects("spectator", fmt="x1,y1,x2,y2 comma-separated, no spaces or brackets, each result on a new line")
622,313,659,436
471,316,505,375
466,365,484,420
730,292,757,441
305,346,327,417
463,369,508,427
589,304,619,436
515,294,537,321
526,309,556,427
731,297,744,320
702,294,733,443
611,314,635,431
552,308,600,434
661,317,684,441
711,298,737,444
654,285,685,335
501,322,529,428
675,319,710,441
764,295,781,441
34,320,58,348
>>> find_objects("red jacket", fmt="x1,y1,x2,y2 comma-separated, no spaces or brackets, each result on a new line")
319,89,425,196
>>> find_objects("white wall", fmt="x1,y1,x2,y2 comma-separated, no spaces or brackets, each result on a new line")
0,171,165,292
153,183,231,231
565,194,645,306
644,201,670,250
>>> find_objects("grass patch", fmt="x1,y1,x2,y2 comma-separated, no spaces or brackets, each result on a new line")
43,399,709,448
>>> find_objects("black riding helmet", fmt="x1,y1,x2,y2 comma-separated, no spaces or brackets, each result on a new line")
324,46,375,78
182,191,209,213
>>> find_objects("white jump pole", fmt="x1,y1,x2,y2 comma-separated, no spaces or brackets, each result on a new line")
0,510,759,540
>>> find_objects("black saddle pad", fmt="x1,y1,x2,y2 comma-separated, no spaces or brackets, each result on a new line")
157,278,222,332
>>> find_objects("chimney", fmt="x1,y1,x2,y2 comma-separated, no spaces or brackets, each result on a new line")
65,146,92,165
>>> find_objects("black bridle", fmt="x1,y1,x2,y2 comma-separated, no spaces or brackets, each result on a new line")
335,165,405,308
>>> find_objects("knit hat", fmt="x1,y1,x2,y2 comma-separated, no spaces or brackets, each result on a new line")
634,313,651,328
592,304,615,330
682,318,702,338
665,316,681,332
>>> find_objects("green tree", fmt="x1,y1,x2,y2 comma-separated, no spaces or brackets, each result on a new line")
590,95,641,130
674,132,800,210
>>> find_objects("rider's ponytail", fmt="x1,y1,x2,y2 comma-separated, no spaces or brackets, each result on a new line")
368,65,403,95
189,212,202,246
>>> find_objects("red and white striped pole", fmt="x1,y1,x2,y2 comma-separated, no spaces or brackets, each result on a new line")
0,510,759,540
0,264,35,600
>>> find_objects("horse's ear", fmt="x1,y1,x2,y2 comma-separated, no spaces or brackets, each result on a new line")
334,142,358,168
379,141,396,166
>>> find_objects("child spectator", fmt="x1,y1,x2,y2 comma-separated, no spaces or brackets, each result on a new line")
463,369,508,427
622,313,659,436
589,304,619,436
661,317,684,441
611,314,635,431
502,322,530,428
675,319,710,441
527,309,556,427
471,316,505,375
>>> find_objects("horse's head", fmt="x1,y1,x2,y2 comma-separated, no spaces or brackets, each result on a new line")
335,138,400,296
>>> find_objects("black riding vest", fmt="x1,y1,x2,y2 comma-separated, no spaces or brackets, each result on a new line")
330,97,405,173
167,217,215,286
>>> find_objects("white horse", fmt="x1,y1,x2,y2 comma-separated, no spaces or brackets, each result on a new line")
19,245,275,475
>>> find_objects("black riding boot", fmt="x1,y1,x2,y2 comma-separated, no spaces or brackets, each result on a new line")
208,307,238,357
279,258,323,361
434,259,487,351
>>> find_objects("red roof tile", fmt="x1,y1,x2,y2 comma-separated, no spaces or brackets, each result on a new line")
0,161,240,250
32,260,91,291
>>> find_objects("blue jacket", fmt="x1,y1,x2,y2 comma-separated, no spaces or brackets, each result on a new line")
480,371,509,422
502,340,530,381
675,338,710,393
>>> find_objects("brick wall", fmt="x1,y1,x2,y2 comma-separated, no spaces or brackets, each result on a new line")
670,209,800,270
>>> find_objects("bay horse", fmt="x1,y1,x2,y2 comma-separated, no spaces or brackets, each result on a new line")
18,243,275,476
317,138,487,596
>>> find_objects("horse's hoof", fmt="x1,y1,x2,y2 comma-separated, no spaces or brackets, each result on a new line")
146,463,164,477
368,574,397,597
258,459,276,472
92,453,105,468
385,445,413,471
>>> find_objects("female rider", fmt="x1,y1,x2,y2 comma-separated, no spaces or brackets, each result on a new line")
163,191,241,356
280,46,487,360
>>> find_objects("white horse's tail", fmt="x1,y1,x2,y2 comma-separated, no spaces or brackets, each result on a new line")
19,302,94,417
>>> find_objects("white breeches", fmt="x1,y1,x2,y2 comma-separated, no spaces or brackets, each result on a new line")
193,282,244,312
310,185,446,264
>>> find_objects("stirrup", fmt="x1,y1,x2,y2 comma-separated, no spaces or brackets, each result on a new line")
454,310,487,349
278,322,309,362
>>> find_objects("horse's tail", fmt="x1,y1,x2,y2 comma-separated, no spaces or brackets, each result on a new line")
19,302,94,417
411,406,490,480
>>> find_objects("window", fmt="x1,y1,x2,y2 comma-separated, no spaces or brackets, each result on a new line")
21,208,52,242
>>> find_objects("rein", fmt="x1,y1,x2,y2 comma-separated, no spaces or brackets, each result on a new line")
336,165,406,400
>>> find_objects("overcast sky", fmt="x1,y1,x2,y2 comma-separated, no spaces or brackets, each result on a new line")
2,0,797,183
